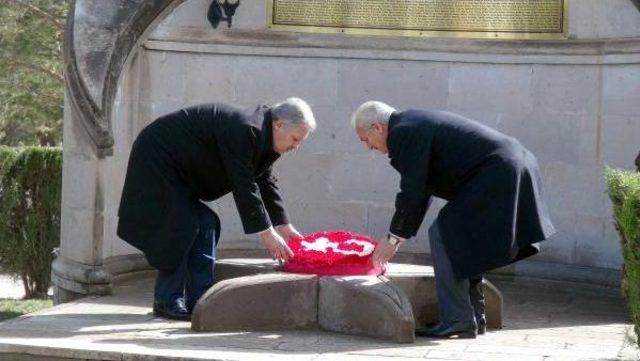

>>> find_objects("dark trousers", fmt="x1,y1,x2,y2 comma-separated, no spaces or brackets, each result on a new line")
154,202,220,311
429,221,485,326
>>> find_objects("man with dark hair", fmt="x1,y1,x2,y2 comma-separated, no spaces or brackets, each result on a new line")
350,101,555,339
118,98,316,321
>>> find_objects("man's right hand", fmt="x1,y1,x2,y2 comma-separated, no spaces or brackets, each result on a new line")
259,227,295,264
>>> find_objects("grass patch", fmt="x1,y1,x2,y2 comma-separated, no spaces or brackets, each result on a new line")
0,298,52,322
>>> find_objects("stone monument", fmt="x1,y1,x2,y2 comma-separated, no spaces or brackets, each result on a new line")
56,0,640,303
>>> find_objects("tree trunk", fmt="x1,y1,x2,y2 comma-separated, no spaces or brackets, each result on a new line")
21,273,31,299
34,272,50,299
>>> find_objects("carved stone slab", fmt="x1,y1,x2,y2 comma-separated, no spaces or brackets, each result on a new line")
318,276,415,343
192,273,318,332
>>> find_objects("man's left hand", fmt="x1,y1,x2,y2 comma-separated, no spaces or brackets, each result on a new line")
276,224,303,241
372,235,402,267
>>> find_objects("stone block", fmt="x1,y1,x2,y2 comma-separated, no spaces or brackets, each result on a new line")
601,114,640,169
603,65,640,117
215,258,280,284
573,214,624,269
61,150,97,211
274,153,336,202
365,203,396,241
591,0,640,39
195,259,438,343
296,105,372,155
536,210,611,266
235,57,338,108
206,260,504,336
531,64,599,115
500,110,598,167
448,63,534,116
318,276,415,343
60,207,97,264
53,286,86,305
336,59,450,109
326,154,397,203
183,54,238,104
149,0,210,38
542,162,608,220
567,0,598,39
385,263,503,329
141,51,189,102
191,273,318,332
386,271,439,328
284,201,369,235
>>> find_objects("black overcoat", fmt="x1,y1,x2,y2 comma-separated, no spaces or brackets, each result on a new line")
117,103,289,271
387,110,556,279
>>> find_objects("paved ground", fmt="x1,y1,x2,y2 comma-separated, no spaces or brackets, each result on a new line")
0,270,637,361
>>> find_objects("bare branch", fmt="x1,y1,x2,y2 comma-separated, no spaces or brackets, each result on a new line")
4,0,65,31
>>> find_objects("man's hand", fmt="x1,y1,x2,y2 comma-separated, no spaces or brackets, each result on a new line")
372,235,402,267
260,227,294,264
275,223,303,241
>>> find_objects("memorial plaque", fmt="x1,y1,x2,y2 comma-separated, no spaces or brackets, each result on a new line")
267,0,568,40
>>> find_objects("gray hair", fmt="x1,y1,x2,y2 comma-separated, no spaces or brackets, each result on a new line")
350,101,396,129
271,97,316,131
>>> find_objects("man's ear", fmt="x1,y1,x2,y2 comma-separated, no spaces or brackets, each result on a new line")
372,122,385,134
273,119,283,130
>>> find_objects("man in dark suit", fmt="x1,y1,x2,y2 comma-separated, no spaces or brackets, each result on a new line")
351,101,555,338
117,97,315,321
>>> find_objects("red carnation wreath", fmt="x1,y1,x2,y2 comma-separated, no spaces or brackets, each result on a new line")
283,230,385,276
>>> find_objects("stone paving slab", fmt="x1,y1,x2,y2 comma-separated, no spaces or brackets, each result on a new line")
0,269,637,360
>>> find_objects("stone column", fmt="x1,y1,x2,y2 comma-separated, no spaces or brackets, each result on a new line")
53,0,185,304
52,91,111,304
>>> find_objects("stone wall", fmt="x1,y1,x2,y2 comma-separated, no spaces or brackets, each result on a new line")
60,0,640,297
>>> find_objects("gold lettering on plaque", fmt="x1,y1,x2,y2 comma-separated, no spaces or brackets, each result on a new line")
268,0,567,40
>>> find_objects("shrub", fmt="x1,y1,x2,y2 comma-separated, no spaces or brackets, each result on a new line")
0,146,62,299
605,167,640,347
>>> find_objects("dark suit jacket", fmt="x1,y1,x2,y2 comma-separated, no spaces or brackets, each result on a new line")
388,110,556,279
117,103,289,271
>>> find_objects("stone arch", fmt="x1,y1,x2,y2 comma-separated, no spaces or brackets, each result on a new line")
55,0,194,303
64,0,188,157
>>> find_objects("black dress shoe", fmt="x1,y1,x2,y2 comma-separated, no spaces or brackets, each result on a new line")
415,322,477,339
153,299,191,321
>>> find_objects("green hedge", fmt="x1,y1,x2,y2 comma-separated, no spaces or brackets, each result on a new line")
0,146,62,299
605,167,640,347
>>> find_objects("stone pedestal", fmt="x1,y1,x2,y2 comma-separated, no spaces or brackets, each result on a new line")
190,259,503,343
